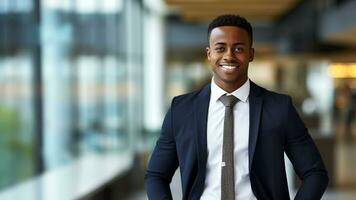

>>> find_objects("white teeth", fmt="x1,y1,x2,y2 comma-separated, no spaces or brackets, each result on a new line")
221,65,237,70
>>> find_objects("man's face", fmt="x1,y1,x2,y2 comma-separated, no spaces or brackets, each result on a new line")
206,26,254,92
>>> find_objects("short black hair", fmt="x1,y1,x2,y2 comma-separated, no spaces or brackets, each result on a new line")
207,14,253,46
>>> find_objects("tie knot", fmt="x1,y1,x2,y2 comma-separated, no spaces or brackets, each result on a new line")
220,94,238,107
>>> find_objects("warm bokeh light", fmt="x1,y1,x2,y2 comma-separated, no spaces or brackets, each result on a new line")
328,63,356,78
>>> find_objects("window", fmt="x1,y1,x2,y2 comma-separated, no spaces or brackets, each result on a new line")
0,0,143,191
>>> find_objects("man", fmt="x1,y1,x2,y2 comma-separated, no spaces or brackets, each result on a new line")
145,14,328,200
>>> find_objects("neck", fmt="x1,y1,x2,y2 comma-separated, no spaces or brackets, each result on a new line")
213,77,248,93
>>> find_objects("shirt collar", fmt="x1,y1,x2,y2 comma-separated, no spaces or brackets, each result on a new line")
210,77,250,103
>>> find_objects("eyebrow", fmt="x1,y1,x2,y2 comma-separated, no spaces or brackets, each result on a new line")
213,42,247,46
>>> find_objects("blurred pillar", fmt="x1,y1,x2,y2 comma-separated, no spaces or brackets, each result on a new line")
41,2,74,169
143,0,166,132
126,0,144,152
32,0,44,174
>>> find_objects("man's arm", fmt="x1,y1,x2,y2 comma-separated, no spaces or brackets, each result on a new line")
284,97,329,200
144,105,179,200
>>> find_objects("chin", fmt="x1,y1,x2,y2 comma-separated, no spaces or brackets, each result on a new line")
221,75,241,82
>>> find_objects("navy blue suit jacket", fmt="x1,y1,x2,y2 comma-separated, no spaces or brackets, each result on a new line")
145,82,328,200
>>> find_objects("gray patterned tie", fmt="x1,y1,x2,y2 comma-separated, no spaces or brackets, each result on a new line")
220,94,238,200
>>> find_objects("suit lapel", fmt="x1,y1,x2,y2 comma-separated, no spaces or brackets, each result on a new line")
194,84,211,176
248,82,263,171
192,82,262,181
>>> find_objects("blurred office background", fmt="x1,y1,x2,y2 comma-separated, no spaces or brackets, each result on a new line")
0,0,355,199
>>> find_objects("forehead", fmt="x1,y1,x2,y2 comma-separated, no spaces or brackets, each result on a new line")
209,26,250,44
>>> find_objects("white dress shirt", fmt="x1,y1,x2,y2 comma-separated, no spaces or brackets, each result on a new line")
200,78,257,200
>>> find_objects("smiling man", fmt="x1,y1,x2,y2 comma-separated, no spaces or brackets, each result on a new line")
145,14,328,200
207,25,253,93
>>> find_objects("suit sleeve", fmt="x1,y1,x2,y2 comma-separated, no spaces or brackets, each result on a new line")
144,100,179,200
284,97,329,200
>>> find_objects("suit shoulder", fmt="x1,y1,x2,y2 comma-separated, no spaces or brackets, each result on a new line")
263,89,290,100
166,85,210,116
257,85,292,105
171,85,209,105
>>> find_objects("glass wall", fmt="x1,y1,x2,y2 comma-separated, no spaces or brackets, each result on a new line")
0,0,36,190
0,0,143,191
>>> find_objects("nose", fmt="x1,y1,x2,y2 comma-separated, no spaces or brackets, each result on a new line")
223,48,235,61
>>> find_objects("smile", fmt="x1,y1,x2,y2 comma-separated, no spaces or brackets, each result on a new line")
221,65,237,69
219,65,239,73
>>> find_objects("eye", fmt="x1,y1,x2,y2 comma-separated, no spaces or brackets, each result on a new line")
215,47,225,52
234,47,244,52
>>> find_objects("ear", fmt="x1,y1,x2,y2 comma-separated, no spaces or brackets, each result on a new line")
206,47,211,61
249,48,255,62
